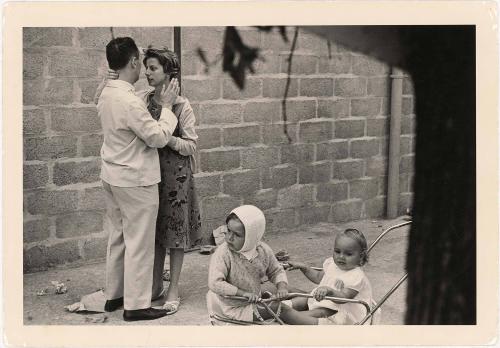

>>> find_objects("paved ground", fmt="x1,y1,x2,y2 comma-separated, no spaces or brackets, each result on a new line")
23,217,410,326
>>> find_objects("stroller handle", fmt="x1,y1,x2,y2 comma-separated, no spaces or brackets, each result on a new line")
367,220,412,253
223,293,371,317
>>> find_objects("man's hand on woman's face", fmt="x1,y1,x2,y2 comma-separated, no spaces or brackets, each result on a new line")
159,78,180,108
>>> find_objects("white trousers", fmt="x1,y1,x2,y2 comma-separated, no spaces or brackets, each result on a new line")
102,181,159,310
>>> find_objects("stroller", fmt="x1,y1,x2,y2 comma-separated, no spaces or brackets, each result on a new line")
207,221,411,325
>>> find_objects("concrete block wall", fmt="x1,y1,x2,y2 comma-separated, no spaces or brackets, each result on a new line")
23,27,415,272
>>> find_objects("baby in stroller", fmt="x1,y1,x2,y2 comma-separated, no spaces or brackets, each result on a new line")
282,228,373,325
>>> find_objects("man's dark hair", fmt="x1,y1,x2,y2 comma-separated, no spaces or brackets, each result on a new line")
106,37,139,71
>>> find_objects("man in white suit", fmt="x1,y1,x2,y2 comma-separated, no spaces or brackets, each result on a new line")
97,37,179,321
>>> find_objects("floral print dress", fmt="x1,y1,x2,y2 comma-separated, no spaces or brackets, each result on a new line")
147,95,202,249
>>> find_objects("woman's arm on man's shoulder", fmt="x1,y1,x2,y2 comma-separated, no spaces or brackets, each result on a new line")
94,69,120,104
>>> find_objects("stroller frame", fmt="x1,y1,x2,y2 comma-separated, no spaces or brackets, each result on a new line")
209,221,411,325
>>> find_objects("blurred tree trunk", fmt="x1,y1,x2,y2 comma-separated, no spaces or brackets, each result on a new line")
401,26,476,324
303,26,476,324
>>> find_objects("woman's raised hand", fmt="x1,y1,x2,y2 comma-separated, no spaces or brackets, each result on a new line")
106,69,119,80
159,78,180,108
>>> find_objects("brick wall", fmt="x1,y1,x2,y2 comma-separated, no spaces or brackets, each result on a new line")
23,27,415,272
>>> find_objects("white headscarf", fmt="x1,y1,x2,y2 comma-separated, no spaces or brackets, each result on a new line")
229,205,266,260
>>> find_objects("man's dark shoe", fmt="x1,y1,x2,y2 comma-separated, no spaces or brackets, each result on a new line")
123,308,168,321
104,297,123,312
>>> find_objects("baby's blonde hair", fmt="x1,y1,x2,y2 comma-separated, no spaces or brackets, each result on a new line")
337,228,369,265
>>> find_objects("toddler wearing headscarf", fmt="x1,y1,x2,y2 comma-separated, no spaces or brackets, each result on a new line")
207,205,289,322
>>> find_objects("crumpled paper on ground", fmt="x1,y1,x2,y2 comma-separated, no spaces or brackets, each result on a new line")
51,281,67,294
64,289,106,313
37,288,49,296
37,280,67,296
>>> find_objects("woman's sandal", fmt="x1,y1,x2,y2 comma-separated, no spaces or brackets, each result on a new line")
162,297,181,315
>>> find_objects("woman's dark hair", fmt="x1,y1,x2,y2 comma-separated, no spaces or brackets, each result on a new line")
106,37,139,71
338,228,369,265
143,47,180,79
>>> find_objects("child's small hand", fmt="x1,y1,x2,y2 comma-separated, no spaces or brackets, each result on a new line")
274,287,289,300
313,286,330,302
287,261,307,271
334,279,344,290
243,292,259,303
